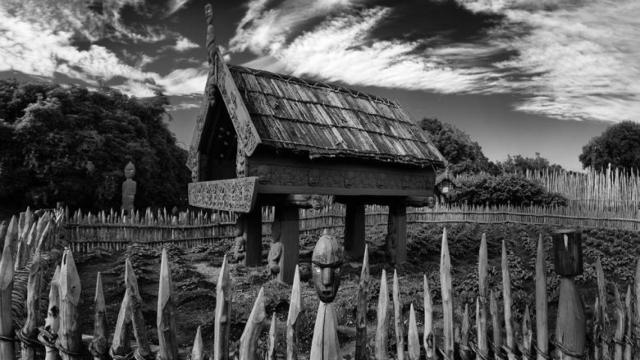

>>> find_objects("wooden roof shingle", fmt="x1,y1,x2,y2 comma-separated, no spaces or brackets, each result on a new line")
228,65,445,168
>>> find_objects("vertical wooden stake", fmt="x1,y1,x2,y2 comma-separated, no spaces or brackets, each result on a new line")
89,272,108,360
111,288,132,358
40,265,61,360
126,258,152,359
594,297,603,360
490,290,503,359
634,260,640,360
441,227,454,360
310,301,340,360
157,248,178,360
376,269,389,360
535,234,548,360
267,313,277,360
239,287,266,360
286,265,301,360
214,255,231,360
0,216,17,360
407,303,420,360
356,245,370,360
521,305,532,360
191,326,205,360
58,249,83,360
624,286,632,360
596,258,610,360
502,240,517,360
478,233,489,360
424,274,435,359
461,303,471,360
393,269,405,360
20,252,43,360
614,286,625,360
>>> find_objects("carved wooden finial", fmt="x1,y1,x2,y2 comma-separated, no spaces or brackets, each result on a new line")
214,254,231,360
204,3,217,61
157,248,178,360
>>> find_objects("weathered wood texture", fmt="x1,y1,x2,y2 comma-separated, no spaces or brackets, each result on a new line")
356,246,369,360
157,248,179,360
214,255,231,360
188,177,258,212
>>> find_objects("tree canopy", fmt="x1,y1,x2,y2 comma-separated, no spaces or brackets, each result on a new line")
498,153,564,174
579,121,640,172
420,117,498,175
0,79,190,211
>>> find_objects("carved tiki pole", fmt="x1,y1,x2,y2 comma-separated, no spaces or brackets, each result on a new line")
310,231,343,360
553,230,586,360
121,161,136,214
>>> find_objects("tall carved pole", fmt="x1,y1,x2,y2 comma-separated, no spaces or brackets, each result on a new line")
553,230,586,360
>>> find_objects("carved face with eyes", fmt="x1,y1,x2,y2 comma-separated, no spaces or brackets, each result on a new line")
312,232,343,303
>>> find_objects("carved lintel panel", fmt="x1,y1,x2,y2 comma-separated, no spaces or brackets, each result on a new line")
215,54,261,156
188,177,259,213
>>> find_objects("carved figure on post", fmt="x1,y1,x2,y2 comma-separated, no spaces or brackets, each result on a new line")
121,162,136,215
310,231,342,360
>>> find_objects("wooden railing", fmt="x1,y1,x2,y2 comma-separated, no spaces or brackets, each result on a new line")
0,207,635,359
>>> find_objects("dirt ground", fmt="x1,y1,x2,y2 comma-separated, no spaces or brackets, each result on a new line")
70,222,640,359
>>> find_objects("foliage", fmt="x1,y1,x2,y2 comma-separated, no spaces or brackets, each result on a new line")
420,117,499,175
498,153,564,173
579,121,640,172
450,173,568,207
0,80,190,210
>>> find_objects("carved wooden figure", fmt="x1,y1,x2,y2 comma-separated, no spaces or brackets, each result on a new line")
310,232,343,360
122,161,137,214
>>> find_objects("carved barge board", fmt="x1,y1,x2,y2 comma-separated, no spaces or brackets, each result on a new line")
248,157,435,197
189,177,258,213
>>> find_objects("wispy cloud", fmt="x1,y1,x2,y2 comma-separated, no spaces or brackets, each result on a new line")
172,36,199,52
230,0,640,123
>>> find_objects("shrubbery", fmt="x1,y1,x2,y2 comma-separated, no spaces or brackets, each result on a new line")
450,173,568,207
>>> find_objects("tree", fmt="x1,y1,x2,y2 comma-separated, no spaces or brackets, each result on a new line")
0,80,190,211
498,153,564,174
420,118,498,175
579,121,640,172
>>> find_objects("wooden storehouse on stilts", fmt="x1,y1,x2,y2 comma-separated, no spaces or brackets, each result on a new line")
187,4,446,284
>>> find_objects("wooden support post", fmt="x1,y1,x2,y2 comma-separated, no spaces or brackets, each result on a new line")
19,253,43,360
40,265,61,360
596,258,610,360
214,255,231,360
58,249,83,360
553,230,586,360
344,203,365,259
356,245,369,360
239,287,266,360
311,302,340,360
535,234,549,360
408,303,420,360
441,228,454,360
502,240,517,360
274,206,299,284
245,208,263,267
89,272,108,360
126,258,152,359
478,233,489,360
624,286,632,360
634,261,640,360
393,269,405,360
424,274,435,359
287,265,301,360
191,326,205,360
386,203,407,265
0,216,17,360
376,269,389,360
157,248,178,360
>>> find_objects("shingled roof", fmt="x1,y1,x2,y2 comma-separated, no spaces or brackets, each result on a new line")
227,65,445,168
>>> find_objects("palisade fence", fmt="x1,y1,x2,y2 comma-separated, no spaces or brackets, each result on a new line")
63,200,640,252
1,207,639,360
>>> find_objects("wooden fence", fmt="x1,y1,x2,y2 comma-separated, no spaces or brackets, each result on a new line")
1,206,637,359
64,201,640,251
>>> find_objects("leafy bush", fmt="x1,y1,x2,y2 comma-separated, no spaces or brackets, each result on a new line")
451,173,568,207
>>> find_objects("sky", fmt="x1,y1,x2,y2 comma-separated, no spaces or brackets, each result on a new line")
1,0,637,171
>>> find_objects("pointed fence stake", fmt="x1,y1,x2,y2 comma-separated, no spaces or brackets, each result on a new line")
624,286,632,360
478,233,489,360
58,249,83,360
89,272,108,360
407,303,420,360
535,234,548,360
356,246,369,360
614,286,625,360
214,255,231,360
0,216,17,360
110,288,131,358
191,326,205,360
521,305,532,360
502,240,517,360
40,265,61,360
490,290,503,360
424,274,435,359
126,258,152,359
19,252,43,360
393,269,405,360
634,261,640,360
267,313,277,360
157,248,179,360
461,303,471,360
287,265,301,360
376,269,390,360
596,258,610,360
441,228,454,360
239,287,266,360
